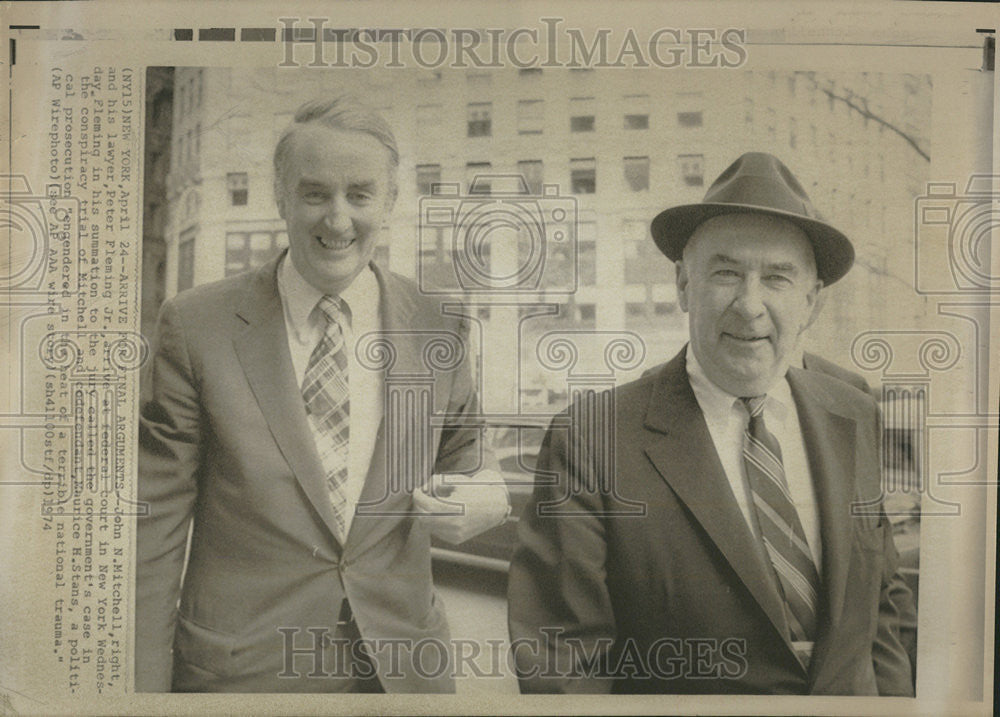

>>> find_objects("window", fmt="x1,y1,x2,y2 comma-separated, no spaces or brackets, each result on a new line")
576,303,596,326
420,226,445,261
570,97,595,132
416,164,441,196
467,102,492,137
623,94,649,130
677,111,703,127
517,100,544,134
225,231,283,276
517,160,544,195
624,114,649,130
626,302,647,320
177,232,195,291
418,70,443,87
227,173,248,206
466,162,492,195
571,158,596,194
678,154,704,187
623,156,650,192
625,300,676,330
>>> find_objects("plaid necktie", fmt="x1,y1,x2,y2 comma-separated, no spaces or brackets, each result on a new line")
741,396,821,665
302,295,350,542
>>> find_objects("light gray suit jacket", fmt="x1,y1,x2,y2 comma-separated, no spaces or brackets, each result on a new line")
136,253,494,692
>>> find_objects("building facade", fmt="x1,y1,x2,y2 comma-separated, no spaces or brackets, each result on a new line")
154,66,931,407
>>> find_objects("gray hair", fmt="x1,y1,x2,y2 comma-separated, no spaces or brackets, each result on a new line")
273,95,399,202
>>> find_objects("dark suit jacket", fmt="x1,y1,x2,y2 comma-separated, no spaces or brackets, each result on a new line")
508,349,914,695
802,351,872,395
136,254,494,693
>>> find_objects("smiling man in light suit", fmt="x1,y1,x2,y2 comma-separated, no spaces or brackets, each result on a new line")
509,153,914,695
136,96,507,693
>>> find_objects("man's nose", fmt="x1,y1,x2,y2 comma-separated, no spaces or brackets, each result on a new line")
731,277,766,318
321,198,352,234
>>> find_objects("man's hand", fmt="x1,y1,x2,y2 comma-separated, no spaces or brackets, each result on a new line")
413,470,510,545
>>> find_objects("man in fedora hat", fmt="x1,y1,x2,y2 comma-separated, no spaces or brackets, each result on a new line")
508,152,914,695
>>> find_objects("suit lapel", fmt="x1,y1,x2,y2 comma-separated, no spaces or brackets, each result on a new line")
232,254,345,547
786,368,856,682
643,351,794,655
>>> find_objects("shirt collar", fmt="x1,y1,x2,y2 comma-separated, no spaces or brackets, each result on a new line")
685,344,791,424
277,252,378,341
686,344,741,421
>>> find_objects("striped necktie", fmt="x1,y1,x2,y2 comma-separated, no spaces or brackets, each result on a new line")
302,295,350,542
741,395,821,666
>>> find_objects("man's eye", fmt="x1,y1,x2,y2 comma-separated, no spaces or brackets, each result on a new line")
302,191,328,202
713,269,740,279
765,274,793,287
349,191,374,203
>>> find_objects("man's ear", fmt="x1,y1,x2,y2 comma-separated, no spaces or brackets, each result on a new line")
274,180,287,220
676,261,690,313
803,279,824,331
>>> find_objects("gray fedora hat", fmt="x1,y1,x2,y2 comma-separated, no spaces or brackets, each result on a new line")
650,152,855,284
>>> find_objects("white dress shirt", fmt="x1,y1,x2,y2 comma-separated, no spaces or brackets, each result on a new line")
278,255,384,537
685,346,823,574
